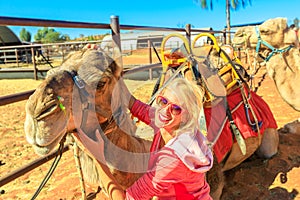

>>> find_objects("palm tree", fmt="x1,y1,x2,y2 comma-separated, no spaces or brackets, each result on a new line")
197,0,251,43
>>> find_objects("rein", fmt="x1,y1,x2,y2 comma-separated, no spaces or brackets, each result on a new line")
31,135,67,200
30,71,85,200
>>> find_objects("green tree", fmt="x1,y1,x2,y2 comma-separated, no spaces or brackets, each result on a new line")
177,22,195,28
63,34,71,41
79,34,85,39
197,0,251,43
88,35,95,41
34,27,69,43
19,28,31,42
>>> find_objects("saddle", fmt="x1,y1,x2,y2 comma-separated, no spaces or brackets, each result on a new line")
152,33,266,168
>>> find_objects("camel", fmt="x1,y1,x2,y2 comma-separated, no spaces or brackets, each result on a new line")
233,17,300,111
24,46,278,199
24,49,152,193
158,33,279,199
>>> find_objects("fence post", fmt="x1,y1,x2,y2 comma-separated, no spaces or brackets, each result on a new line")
223,30,227,44
61,46,65,61
25,48,29,64
14,49,19,67
148,40,153,80
4,51,7,63
110,15,123,73
185,24,191,53
31,47,37,80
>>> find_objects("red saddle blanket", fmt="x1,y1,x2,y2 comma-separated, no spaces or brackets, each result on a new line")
204,87,278,163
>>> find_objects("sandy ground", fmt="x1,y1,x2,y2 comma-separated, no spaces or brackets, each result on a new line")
0,65,299,200
220,75,300,200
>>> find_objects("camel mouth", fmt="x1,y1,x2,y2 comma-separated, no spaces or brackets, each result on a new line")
33,132,66,155
232,36,246,48
29,124,69,155
33,141,57,155
232,42,244,48
25,104,69,152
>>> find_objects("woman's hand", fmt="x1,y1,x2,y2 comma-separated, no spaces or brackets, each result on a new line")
74,129,106,163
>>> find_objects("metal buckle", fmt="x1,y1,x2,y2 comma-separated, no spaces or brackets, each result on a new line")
73,75,85,89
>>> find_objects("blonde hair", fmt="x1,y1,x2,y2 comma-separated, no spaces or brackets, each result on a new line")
159,77,205,136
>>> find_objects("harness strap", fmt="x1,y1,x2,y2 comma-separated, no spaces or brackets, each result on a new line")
224,98,246,155
238,81,262,145
69,70,92,130
148,59,190,105
69,70,118,199
210,48,247,155
255,26,294,62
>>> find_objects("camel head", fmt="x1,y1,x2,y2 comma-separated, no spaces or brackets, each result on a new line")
233,18,300,112
24,49,123,155
233,17,299,50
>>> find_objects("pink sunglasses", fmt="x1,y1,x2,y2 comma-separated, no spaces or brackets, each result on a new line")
156,96,183,115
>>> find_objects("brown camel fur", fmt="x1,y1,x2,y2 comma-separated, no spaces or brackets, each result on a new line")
25,47,278,199
233,17,300,111
24,49,152,190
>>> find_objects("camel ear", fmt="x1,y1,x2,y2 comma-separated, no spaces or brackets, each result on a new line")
110,57,123,79
282,18,288,29
115,60,123,78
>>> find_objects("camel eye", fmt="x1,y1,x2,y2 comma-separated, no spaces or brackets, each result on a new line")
97,81,106,89
235,30,244,37
259,27,273,35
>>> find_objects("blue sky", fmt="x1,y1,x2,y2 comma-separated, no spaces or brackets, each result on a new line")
1,0,299,40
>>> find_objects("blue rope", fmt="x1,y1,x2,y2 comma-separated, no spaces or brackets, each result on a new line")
255,26,293,61
244,103,263,132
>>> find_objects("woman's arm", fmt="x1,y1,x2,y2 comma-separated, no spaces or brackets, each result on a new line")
96,161,126,199
128,95,136,110
126,148,182,199
118,77,154,126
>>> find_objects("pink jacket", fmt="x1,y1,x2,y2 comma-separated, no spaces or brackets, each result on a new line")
125,100,213,200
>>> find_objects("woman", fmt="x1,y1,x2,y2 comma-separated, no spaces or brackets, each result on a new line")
76,77,213,200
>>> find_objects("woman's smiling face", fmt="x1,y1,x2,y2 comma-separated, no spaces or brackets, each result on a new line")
154,88,187,133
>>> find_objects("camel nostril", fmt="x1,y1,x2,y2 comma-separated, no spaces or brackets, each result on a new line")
37,103,59,120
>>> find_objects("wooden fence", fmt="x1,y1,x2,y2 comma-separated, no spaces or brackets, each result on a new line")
0,15,229,198
0,16,229,79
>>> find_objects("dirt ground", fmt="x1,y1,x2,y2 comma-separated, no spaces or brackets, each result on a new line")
220,75,300,200
0,64,299,200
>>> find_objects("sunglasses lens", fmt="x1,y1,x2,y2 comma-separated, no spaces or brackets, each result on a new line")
157,96,168,107
157,96,183,115
171,104,182,115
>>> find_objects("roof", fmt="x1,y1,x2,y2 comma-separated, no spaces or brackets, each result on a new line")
102,31,172,42
0,26,22,46
102,28,214,42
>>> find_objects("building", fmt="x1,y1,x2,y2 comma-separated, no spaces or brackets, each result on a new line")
0,26,38,64
0,26,23,46
100,29,213,52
